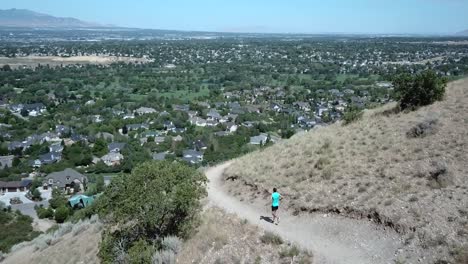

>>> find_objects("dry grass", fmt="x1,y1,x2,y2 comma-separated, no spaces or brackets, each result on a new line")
224,78,468,263
178,208,312,264
3,216,103,264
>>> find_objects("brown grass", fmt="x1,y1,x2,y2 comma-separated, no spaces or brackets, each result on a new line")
224,78,468,263
178,208,312,264
3,218,103,264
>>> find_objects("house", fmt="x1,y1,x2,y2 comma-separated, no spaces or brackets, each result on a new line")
294,102,311,112
39,152,62,165
135,107,157,115
95,132,114,142
172,104,190,112
71,134,88,143
127,123,149,131
190,116,207,127
193,140,207,151
49,143,64,153
242,121,256,128
0,179,32,193
154,136,166,144
225,122,238,133
197,102,211,109
270,103,282,112
101,152,124,166
182,150,203,164
207,110,222,121
298,117,317,128
173,135,183,142
41,132,61,142
153,152,168,161
43,168,87,192
187,111,198,118
0,155,14,169
123,114,135,120
214,131,230,137
24,103,46,116
55,125,71,137
245,105,261,113
8,141,28,152
250,134,269,145
164,121,175,131
108,142,126,153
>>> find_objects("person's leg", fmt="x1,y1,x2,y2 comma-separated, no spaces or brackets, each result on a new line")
272,206,277,222
276,208,280,224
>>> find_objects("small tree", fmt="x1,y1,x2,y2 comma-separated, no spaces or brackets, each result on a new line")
97,161,206,262
393,70,447,110
49,189,67,209
31,188,42,201
343,106,363,125
54,206,69,223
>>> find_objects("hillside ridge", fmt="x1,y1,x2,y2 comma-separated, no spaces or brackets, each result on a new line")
224,78,468,263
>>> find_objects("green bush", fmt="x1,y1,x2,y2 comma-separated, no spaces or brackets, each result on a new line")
97,161,206,263
36,206,54,219
343,108,363,125
49,189,67,209
0,210,41,253
393,70,447,110
128,239,153,264
54,206,69,223
31,188,42,201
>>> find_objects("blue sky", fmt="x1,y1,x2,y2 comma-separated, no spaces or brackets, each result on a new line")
1,0,467,34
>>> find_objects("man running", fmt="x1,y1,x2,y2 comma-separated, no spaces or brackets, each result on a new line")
272,188,281,225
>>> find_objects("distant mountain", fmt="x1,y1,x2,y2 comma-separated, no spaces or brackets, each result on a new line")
0,9,112,28
457,29,468,36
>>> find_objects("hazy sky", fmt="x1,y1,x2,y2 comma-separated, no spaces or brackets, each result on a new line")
1,0,467,34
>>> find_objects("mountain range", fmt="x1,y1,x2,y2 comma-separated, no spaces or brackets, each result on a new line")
457,29,468,36
0,8,112,28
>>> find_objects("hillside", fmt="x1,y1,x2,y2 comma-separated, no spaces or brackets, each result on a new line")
0,9,107,28
224,78,468,263
2,209,310,264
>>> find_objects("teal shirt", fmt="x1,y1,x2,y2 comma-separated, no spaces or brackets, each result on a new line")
272,192,281,207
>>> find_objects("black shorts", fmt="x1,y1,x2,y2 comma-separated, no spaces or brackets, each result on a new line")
272,206,279,211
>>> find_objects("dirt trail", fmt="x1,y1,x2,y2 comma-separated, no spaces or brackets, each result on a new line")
206,163,403,264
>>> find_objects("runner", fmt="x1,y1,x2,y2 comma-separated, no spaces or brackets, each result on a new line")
272,188,281,225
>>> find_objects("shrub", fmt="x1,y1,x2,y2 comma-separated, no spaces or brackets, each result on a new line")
260,231,283,245
49,189,67,209
128,239,154,264
152,249,175,264
279,245,300,258
343,107,363,125
36,206,54,219
54,206,69,223
31,188,42,201
97,161,206,263
161,236,182,254
393,70,447,110
407,118,438,138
